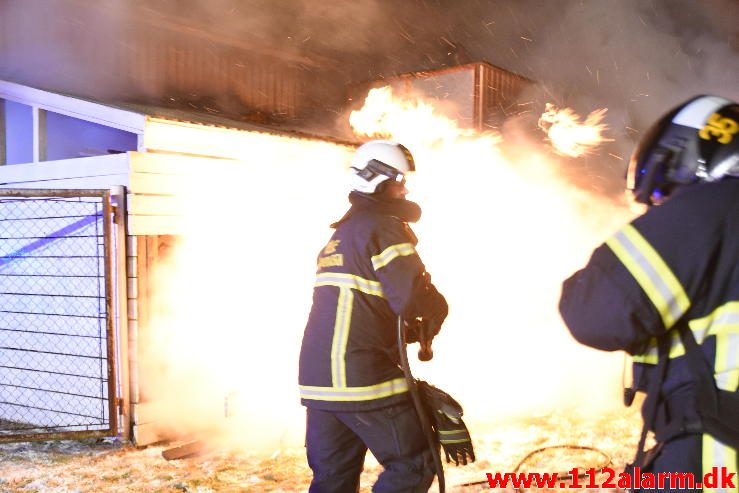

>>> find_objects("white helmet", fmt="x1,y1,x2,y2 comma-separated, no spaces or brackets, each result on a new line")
349,140,415,194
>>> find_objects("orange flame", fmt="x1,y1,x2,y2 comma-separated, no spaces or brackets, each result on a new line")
348,87,633,428
350,86,499,146
538,103,612,157
141,86,635,455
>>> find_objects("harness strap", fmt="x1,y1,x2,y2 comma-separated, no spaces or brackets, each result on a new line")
678,325,739,447
633,334,672,468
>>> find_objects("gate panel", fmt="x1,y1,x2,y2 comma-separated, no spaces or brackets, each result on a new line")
0,189,117,442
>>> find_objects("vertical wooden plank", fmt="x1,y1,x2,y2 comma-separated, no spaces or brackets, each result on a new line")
130,235,146,445
140,236,153,401
112,186,131,441
32,106,46,162
142,236,157,402
102,190,119,438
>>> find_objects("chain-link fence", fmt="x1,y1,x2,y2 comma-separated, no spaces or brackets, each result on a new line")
0,189,117,442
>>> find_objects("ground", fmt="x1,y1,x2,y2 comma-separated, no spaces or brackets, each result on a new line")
0,408,642,492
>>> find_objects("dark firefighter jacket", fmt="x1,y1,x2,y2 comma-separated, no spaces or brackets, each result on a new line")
559,179,739,471
299,193,448,412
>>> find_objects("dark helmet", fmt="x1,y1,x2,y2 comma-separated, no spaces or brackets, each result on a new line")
627,95,739,205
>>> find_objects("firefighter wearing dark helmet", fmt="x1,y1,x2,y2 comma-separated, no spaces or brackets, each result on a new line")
559,95,739,490
299,140,448,492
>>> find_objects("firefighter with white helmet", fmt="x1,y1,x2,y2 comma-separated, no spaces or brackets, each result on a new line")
560,95,739,489
299,140,448,492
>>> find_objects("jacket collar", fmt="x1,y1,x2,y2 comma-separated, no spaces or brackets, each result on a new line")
331,192,422,228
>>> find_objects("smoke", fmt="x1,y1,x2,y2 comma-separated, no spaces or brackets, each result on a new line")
0,0,455,125
440,0,738,153
2,1,734,142
0,1,130,99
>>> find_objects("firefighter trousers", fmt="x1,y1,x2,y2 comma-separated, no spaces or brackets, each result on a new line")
635,433,739,493
305,401,435,493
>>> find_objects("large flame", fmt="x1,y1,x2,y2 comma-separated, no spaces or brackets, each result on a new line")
349,86,488,143
140,86,636,454
538,103,612,157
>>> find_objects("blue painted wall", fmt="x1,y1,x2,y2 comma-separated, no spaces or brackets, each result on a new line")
4,99,34,165
45,111,137,161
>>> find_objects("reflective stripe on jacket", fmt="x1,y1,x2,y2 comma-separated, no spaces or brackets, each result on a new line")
559,179,739,483
299,207,447,412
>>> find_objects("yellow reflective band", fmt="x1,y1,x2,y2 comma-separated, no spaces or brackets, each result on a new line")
716,369,739,392
693,302,739,387
606,224,690,329
439,429,466,435
315,272,385,297
371,242,416,271
632,330,685,364
299,378,409,401
330,288,353,388
440,439,470,444
635,303,739,392
702,433,738,493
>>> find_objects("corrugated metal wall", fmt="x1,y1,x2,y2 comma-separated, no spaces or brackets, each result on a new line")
349,62,534,131
480,63,533,126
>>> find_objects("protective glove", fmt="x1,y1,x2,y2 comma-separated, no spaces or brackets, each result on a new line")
417,380,476,466
404,318,422,344
404,272,448,334
403,318,437,360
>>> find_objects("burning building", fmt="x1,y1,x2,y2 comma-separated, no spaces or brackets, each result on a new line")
0,78,356,445
348,61,534,132
0,5,557,447
0,57,630,456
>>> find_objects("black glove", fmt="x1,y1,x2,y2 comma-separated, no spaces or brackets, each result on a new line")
417,380,475,466
404,317,438,342
403,318,437,361
404,318,422,344
404,272,448,333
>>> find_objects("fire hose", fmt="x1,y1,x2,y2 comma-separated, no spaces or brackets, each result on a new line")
458,444,612,490
397,315,446,493
397,317,609,492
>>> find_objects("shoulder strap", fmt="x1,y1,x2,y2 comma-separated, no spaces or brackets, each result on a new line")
677,325,718,416
678,325,739,446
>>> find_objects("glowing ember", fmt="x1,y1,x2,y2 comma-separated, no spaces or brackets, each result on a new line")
538,103,612,157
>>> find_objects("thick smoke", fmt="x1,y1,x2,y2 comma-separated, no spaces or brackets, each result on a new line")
0,0,456,123
2,1,735,136
441,0,738,147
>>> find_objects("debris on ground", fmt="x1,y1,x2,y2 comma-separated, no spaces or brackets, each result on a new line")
0,409,641,492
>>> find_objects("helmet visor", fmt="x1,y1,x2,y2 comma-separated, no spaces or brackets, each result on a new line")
628,148,674,205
